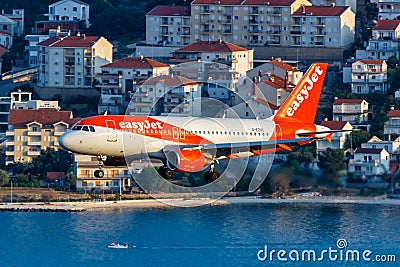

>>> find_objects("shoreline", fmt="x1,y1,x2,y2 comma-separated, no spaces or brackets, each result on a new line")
1,195,400,212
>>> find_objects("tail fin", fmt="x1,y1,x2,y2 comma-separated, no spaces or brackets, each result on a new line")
274,63,328,124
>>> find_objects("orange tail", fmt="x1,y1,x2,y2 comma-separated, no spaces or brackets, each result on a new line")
274,63,328,124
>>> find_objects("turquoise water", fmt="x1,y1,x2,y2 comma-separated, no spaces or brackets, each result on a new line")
0,203,399,266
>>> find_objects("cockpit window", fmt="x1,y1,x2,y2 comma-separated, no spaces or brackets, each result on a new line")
89,126,95,132
82,126,89,132
72,125,82,131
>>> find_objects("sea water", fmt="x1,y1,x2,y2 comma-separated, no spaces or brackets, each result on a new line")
0,203,399,267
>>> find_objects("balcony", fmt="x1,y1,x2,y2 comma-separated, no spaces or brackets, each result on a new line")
6,131,14,136
5,141,14,146
5,151,14,156
54,131,65,136
27,131,41,136
28,151,41,156
28,141,42,146
290,31,302,35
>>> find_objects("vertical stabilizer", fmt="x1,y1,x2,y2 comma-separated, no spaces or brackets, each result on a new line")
274,63,328,124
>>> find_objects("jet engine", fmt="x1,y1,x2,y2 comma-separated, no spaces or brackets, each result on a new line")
166,150,213,172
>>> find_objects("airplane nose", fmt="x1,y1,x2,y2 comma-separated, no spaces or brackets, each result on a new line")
59,132,73,151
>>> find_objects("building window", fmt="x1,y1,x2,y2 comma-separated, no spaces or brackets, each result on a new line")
73,7,77,11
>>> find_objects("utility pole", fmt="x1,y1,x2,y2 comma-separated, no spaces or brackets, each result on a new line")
10,180,13,204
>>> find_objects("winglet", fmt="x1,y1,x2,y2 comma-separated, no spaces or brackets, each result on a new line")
274,63,328,124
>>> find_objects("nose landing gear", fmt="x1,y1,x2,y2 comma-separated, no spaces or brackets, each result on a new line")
94,155,106,178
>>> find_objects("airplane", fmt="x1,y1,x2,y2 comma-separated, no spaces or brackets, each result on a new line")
59,62,334,182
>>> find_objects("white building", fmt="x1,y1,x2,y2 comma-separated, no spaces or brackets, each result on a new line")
129,74,201,116
172,40,254,75
332,98,369,124
37,34,113,88
291,5,355,48
146,5,191,46
316,121,353,153
348,148,390,179
384,109,400,135
371,0,400,20
365,20,400,60
351,60,388,94
47,0,90,27
97,57,169,115
362,136,400,154
25,35,50,67
1,9,24,37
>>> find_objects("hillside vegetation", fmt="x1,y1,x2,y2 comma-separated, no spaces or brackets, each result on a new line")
0,0,184,43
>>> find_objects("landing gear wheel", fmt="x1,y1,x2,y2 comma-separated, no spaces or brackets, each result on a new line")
204,171,220,183
94,170,104,178
158,167,174,180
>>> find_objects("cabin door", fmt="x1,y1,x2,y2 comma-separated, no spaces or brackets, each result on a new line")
105,120,117,142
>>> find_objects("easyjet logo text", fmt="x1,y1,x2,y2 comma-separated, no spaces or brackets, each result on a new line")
119,120,163,130
286,65,324,117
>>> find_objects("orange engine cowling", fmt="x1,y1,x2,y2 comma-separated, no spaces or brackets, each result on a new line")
166,150,213,172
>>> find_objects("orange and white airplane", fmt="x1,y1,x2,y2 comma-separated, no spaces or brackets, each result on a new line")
59,63,333,182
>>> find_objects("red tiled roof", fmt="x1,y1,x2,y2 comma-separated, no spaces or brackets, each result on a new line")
144,75,198,86
373,20,400,30
263,74,294,92
270,59,298,71
177,41,248,52
147,5,191,16
355,148,384,154
8,109,77,128
191,0,243,4
333,99,365,105
321,120,349,130
38,35,102,48
47,172,65,180
102,57,168,69
387,110,400,117
242,0,296,6
0,30,11,36
356,59,384,65
293,6,349,16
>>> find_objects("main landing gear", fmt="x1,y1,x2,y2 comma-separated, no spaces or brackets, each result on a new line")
94,155,106,178
204,163,220,183
158,166,174,180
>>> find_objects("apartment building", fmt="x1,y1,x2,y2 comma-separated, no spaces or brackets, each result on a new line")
128,74,201,116
47,0,90,27
173,40,254,75
5,109,78,165
351,60,388,94
291,5,355,48
365,20,400,60
25,35,50,67
73,154,132,193
37,34,113,88
97,57,169,115
384,109,400,135
316,120,353,153
332,98,369,124
146,5,191,46
191,0,312,46
371,0,400,20
310,0,356,13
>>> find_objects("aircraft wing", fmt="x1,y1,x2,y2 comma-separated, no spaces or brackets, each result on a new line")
163,137,313,158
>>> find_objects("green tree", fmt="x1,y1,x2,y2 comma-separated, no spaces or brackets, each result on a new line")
344,130,371,149
317,148,345,184
0,169,10,186
287,145,316,166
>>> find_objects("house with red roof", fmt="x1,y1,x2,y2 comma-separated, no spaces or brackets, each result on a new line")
37,33,112,89
292,5,355,48
97,57,169,115
173,40,253,75
5,109,79,165
332,98,369,125
364,20,400,60
47,0,90,27
130,74,201,116
351,60,388,94
384,109,400,136
348,147,390,180
316,120,353,153
146,5,191,47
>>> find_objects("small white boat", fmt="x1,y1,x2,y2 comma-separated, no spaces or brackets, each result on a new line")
108,243,129,249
